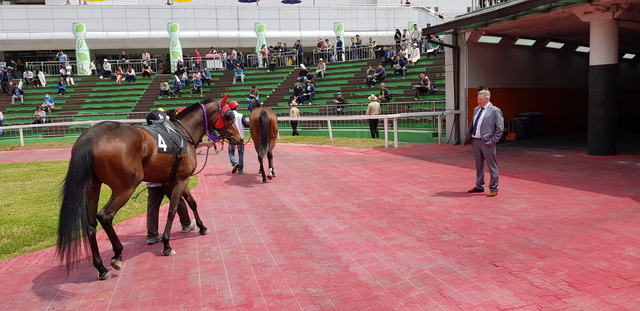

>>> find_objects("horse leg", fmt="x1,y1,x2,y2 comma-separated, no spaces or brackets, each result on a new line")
258,154,267,183
182,188,210,235
96,187,137,272
87,182,111,280
267,149,275,179
160,179,189,256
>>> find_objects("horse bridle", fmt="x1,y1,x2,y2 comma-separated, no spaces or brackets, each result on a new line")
175,101,235,147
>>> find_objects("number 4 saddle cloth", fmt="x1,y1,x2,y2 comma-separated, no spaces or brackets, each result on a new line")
139,120,188,155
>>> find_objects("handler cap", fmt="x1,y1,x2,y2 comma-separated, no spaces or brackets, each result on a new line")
228,100,239,109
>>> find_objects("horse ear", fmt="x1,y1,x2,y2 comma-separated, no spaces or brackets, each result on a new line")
220,93,229,107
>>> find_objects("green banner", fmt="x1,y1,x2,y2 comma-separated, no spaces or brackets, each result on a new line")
73,23,91,75
255,22,267,67
334,22,345,61
168,22,183,73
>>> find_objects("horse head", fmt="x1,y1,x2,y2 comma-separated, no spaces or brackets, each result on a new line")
202,98,243,145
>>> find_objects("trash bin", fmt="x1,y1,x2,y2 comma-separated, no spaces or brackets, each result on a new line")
509,117,528,140
517,113,535,137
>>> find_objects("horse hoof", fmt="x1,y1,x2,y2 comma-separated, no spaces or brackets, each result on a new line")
163,249,176,256
262,179,268,183
200,229,210,235
110,259,122,270
267,175,273,180
98,271,112,280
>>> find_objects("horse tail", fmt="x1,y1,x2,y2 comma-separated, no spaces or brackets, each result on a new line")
57,138,94,271
258,110,270,159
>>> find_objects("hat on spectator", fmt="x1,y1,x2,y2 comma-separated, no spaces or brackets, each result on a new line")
290,101,297,106
103,59,108,62
368,94,378,101
336,92,342,96
318,58,323,61
300,64,306,69
380,83,386,86
412,42,418,46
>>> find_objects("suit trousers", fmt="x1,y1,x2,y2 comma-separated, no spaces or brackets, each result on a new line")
471,138,499,192
146,185,191,238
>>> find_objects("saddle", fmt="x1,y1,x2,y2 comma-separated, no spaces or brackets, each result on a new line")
140,120,187,156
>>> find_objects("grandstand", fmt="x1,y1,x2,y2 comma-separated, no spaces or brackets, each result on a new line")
0,50,447,143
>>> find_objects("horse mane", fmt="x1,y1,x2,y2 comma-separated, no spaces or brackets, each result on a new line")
251,99,262,110
175,99,217,120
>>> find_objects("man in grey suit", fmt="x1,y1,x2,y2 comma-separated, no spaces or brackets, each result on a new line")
464,88,504,197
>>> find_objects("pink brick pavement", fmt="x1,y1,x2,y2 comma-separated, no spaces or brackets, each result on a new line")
1,143,639,310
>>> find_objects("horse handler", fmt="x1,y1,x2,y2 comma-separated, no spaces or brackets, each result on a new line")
228,100,250,174
145,183,196,244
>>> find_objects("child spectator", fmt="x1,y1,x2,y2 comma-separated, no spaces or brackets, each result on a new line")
125,66,136,83
141,61,152,78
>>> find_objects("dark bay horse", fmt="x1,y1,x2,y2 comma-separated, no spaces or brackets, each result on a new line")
249,99,279,183
57,98,242,280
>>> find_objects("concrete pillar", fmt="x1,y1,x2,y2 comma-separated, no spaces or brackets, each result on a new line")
575,9,619,155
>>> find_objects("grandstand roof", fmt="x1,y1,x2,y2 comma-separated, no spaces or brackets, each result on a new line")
425,0,640,53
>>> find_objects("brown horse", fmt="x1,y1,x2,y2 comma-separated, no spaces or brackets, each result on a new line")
249,99,279,183
57,98,242,280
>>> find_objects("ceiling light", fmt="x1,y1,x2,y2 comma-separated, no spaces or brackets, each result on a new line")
622,53,636,59
546,41,564,49
575,46,590,53
514,38,536,46
477,35,502,44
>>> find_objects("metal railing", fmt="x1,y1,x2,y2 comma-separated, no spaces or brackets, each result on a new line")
311,45,376,64
0,110,459,148
244,51,300,69
25,59,159,77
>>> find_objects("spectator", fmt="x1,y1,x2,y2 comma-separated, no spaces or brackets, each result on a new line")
408,42,421,65
230,47,237,61
65,62,76,86
0,68,11,94
34,106,46,124
401,29,410,46
289,100,300,136
201,69,211,86
114,66,124,84
413,72,431,100
227,101,249,174
120,51,129,63
141,61,152,78
56,51,69,63
427,35,440,58
10,83,24,105
411,23,422,48
366,94,381,139
297,64,308,83
392,56,407,79
23,69,34,87
394,29,402,50
294,40,304,63
268,54,277,72
301,80,315,105
225,55,237,70
194,49,202,69
260,44,269,68
41,93,55,115
373,64,387,84
355,34,362,46
332,92,346,115
189,75,203,97
315,38,325,52
398,44,408,60
238,51,245,68
315,59,326,79
158,80,171,98
172,76,184,98
141,50,151,63
100,59,112,79
249,85,260,101
379,83,391,102
232,64,245,84
350,37,358,60
34,69,46,88
125,66,136,83
57,78,66,96
90,60,97,76
289,81,303,104
383,46,397,67
335,36,344,61
365,65,376,88
180,71,189,86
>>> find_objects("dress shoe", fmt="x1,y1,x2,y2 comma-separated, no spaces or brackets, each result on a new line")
487,191,498,197
467,187,484,193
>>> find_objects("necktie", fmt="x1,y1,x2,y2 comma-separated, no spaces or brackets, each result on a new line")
471,107,485,135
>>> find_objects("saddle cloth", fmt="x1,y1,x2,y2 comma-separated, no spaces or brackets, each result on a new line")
139,120,187,155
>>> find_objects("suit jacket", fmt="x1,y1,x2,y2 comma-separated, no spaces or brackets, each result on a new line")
464,103,504,145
